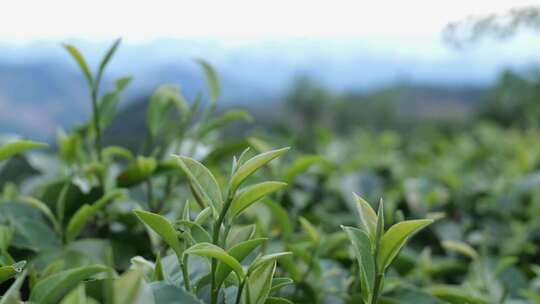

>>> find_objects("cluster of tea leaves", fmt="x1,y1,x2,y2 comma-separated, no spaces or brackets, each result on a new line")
0,41,540,304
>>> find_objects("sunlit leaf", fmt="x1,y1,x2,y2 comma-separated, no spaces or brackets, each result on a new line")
441,240,478,259
63,44,93,88
134,209,183,257
0,140,47,162
241,260,276,304
378,219,433,272
230,181,287,219
174,155,223,216
184,242,245,279
231,147,289,191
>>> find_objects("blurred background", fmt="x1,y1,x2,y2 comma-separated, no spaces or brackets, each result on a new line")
1,1,540,143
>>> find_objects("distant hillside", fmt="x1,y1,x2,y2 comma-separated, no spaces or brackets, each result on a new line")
101,83,487,150
0,38,513,140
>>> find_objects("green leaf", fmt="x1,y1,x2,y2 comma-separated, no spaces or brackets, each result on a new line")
353,193,378,241
342,226,375,302
225,225,256,249
0,261,25,284
99,91,120,128
146,85,188,136
12,217,60,251
113,269,155,304
283,155,328,183
63,44,93,88
59,284,86,304
29,265,108,304
230,182,287,219
150,282,204,304
241,261,276,304
427,285,488,304
249,252,292,275
20,196,60,234
215,238,267,288
115,76,133,91
231,147,290,191
299,217,320,243
174,155,223,216
270,277,294,293
134,209,183,257
265,297,293,304
97,38,121,83
176,220,211,244
184,242,245,279
194,207,212,225
378,219,433,272
65,191,125,243
264,200,293,239
0,140,47,161
199,110,253,137
197,59,221,105
152,253,165,282
0,269,26,304
103,146,134,162
441,240,478,259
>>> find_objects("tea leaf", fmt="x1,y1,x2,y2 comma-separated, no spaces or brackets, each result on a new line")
283,155,328,183
230,181,287,219
174,155,223,216
270,277,294,293
299,216,320,243
342,226,375,301
134,209,183,257
150,281,205,304
0,269,26,304
441,240,478,259
241,260,276,304
152,252,165,282
20,196,60,234
197,59,221,106
97,38,121,83
147,85,188,136
378,219,433,272
0,261,26,284
176,220,211,244
353,193,378,241
231,147,289,191
29,265,108,304
0,140,47,161
184,242,245,279
427,285,488,304
65,191,125,242
265,297,293,304
63,44,93,88
249,252,292,274
215,238,267,287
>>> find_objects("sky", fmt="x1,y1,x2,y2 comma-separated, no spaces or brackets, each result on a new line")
1,0,539,44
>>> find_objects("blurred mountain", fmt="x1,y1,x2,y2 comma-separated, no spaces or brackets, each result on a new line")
1,38,536,139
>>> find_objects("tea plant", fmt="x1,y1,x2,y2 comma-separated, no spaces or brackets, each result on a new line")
134,146,292,303
341,194,432,303
2,39,540,304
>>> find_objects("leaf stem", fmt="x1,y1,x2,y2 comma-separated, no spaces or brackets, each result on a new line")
235,279,246,304
181,253,191,291
211,191,235,304
91,84,103,163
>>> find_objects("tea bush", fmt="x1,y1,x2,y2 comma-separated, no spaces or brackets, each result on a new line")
0,40,539,304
